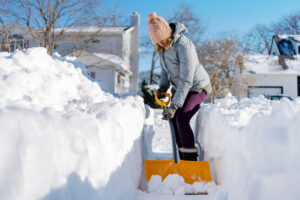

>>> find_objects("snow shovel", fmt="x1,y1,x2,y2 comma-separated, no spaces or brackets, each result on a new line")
144,92,212,185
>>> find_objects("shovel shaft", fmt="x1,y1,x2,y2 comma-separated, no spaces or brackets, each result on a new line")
163,108,178,163
155,92,178,163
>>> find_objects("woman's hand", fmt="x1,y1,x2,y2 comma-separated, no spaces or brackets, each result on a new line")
162,105,178,120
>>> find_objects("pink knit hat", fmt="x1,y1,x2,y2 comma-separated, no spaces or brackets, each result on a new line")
147,12,172,44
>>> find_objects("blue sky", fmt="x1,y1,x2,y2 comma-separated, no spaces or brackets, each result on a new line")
103,0,300,72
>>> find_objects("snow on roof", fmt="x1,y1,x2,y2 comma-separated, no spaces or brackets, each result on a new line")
244,54,300,74
279,35,300,42
77,51,131,75
290,35,300,42
93,53,131,72
34,26,132,35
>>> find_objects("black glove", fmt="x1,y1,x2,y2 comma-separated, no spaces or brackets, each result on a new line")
162,104,178,120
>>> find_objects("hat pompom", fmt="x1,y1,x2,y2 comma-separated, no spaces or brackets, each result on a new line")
147,12,158,21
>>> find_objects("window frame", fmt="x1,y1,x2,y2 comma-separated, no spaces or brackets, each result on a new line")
8,34,25,51
298,76,300,96
88,71,96,79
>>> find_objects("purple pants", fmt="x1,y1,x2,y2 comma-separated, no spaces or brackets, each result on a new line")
172,90,207,148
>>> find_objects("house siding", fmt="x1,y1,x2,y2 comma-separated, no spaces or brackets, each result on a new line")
270,40,280,55
129,12,140,91
239,74,298,99
122,30,132,71
87,66,116,92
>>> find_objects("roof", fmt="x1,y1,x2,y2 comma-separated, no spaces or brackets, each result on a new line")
93,53,130,72
243,54,300,75
273,35,296,56
34,26,133,35
76,51,132,75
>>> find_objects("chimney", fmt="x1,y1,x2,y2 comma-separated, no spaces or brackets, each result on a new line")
130,12,140,28
129,12,140,93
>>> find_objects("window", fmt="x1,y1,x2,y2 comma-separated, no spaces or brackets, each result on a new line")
298,76,300,96
91,39,100,44
24,40,29,49
10,44,15,51
8,34,25,52
84,39,100,44
88,71,96,79
248,86,283,98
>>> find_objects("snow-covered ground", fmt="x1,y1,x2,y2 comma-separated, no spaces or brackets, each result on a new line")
142,94,300,200
1,48,300,200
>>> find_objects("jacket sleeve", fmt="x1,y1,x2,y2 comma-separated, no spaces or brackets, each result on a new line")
171,42,197,108
159,55,170,90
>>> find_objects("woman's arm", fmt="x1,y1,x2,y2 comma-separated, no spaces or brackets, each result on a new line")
159,55,170,91
171,41,197,108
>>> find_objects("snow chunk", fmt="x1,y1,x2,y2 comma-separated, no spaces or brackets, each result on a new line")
147,174,219,196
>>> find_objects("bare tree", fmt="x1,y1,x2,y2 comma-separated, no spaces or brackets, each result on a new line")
167,3,206,47
0,0,123,55
242,24,273,54
273,11,300,35
0,18,10,51
198,37,246,101
242,11,300,54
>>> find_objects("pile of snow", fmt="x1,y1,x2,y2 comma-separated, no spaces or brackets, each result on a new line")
0,48,145,200
141,92,300,199
198,94,300,200
244,54,300,74
148,174,219,195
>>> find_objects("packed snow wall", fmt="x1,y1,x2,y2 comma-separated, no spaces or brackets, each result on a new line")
197,94,300,200
0,48,146,200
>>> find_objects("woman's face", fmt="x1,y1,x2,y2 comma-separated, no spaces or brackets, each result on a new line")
157,39,168,49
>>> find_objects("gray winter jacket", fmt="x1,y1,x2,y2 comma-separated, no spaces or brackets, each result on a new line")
159,23,212,108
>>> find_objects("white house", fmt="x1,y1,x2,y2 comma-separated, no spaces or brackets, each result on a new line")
234,54,300,99
0,13,140,94
233,35,300,99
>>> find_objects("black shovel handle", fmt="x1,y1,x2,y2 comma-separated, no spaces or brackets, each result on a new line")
164,108,179,163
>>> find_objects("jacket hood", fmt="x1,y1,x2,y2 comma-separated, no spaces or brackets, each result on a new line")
169,23,188,43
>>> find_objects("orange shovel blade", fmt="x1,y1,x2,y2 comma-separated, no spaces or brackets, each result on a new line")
144,160,212,184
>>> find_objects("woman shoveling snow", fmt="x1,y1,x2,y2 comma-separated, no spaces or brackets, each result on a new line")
147,12,212,161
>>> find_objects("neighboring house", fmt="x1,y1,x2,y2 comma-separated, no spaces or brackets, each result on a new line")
233,35,300,99
0,12,140,94
0,34,29,51
233,54,300,99
0,24,30,52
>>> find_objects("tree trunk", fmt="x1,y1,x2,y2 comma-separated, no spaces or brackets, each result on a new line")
150,49,157,84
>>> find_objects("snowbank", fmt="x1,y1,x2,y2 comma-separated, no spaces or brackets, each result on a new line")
0,48,145,200
198,94,300,200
